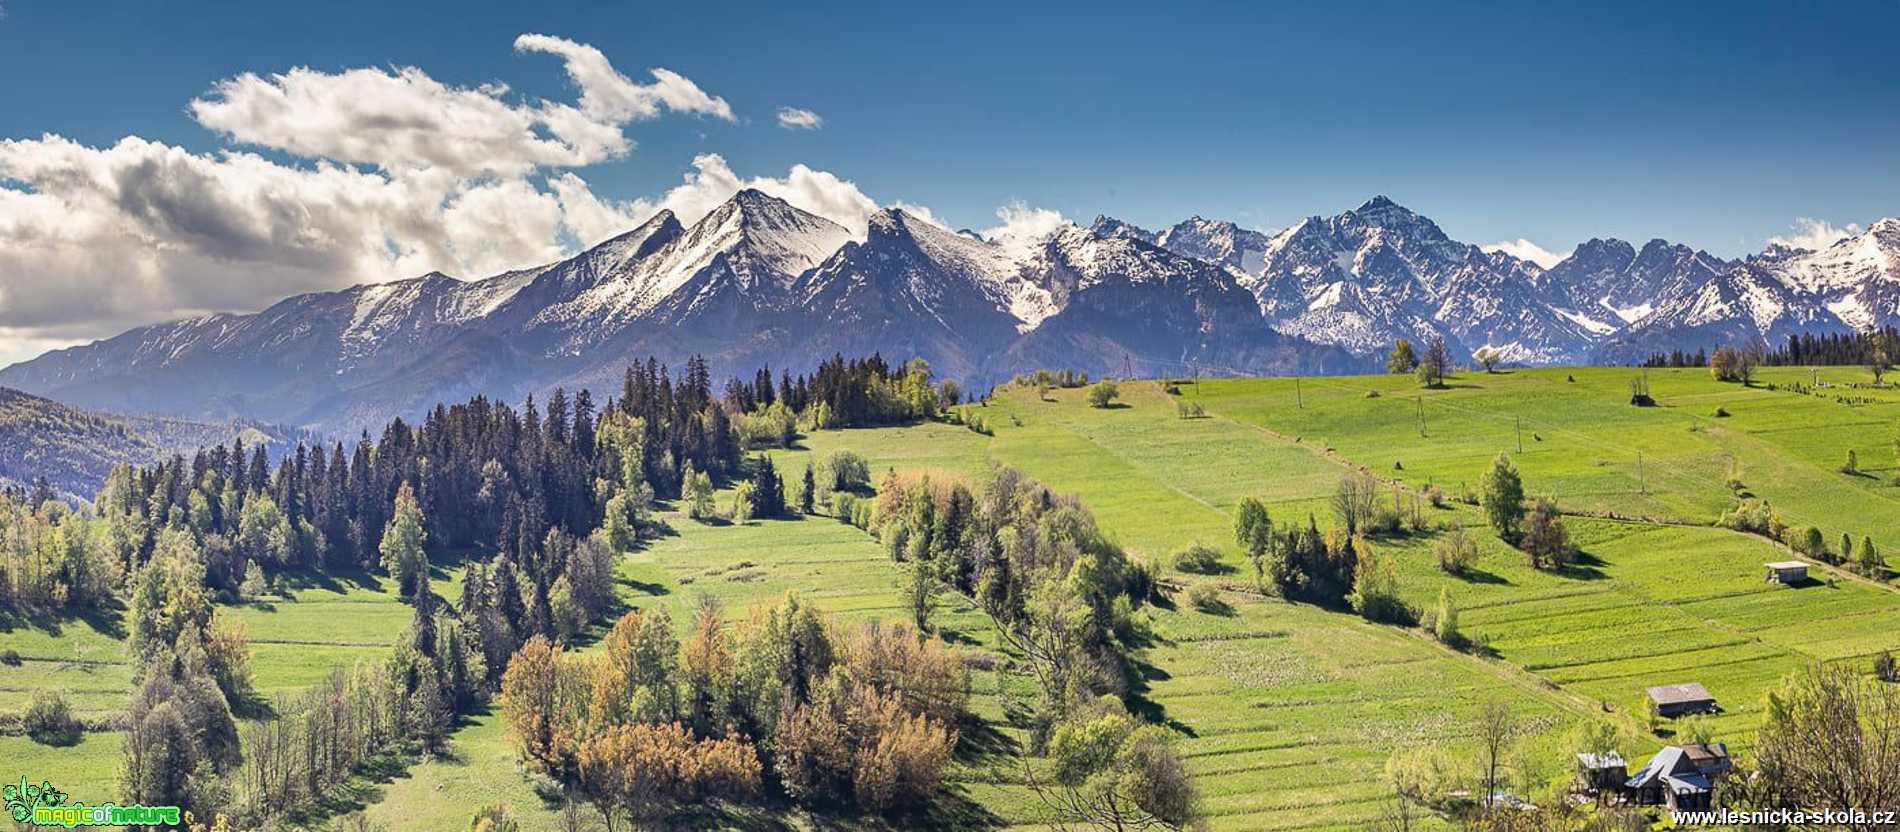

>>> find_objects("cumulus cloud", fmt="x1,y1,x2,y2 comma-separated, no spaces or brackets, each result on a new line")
0,35,974,365
889,201,947,229
1481,238,1570,269
983,201,1071,241
775,107,823,130
513,34,733,123
618,153,889,237
1768,217,1863,252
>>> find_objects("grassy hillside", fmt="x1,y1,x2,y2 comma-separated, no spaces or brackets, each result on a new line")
5,364,1894,830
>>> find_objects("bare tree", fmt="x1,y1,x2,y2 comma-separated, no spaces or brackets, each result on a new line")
1474,699,1515,811
1331,472,1379,537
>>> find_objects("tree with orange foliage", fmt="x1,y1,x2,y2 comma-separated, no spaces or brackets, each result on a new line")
848,687,957,815
681,596,734,737
575,722,760,831
500,635,585,776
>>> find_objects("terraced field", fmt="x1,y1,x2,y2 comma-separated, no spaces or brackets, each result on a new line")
8,364,1895,830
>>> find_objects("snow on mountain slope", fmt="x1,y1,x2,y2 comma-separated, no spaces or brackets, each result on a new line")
788,208,1030,379
1156,216,1273,275
1536,238,1730,331
1003,224,1360,379
1249,196,1590,361
1088,215,1157,244
1594,219,1899,361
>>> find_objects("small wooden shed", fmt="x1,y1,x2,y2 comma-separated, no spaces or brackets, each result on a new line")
1646,683,1718,718
1765,561,1808,585
1576,752,1627,794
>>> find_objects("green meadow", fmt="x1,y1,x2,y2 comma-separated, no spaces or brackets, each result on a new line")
5,364,1896,830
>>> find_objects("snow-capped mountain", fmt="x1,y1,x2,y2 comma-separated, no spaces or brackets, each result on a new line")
4,187,1894,434
1156,217,1272,276
1087,215,1157,244
789,208,1032,380
1595,218,1900,361
1536,238,1731,332
1247,196,1596,363
1003,226,1358,377
0,269,538,423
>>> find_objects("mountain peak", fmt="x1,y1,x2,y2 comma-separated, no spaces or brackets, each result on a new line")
1357,195,1400,212
1088,215,1155,243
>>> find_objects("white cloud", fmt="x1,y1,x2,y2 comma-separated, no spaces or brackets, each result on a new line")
983,201,1070,241
620,153,888,237
889,201,947,229
186,34,730,180
1768,217,1862,252
513,34,733,123
775,107,824,130
1482,238,1569,269
0,36,979,366
0,37,743,358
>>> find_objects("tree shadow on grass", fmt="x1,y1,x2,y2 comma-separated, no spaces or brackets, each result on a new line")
1457,567,1513,586
931,626,983,647
954,715,1021,766
619,576,671,597
0,600,128,641
284,745,423,828
1553,550,1610,581
278,563,383,594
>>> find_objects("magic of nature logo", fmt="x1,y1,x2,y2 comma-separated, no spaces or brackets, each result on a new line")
3,777,182,828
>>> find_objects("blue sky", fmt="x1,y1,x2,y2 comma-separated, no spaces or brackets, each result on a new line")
0,0,1897,361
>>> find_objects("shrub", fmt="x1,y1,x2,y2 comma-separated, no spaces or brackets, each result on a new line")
1349,545,1408,625
1520,498,1574,570
1367,506,1405,537
1876,651,1898,683
1793,526,1829,562
1175,400,1205,419
469,804,521,832
23,690,80,746
1719,498,1785,539
831,491,861,523
1423,484,1446,508
826,450,873,493
0,648,21,666
1434,525,1479,576
1188,585,1224,614
1713,406,1731,418
1087,380,1121,408
1170,544,1223,575
1432,587,1461,647
1841,450,1860,475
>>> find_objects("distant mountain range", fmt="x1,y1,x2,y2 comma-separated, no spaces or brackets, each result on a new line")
2,191,1895,434
0,386,298,498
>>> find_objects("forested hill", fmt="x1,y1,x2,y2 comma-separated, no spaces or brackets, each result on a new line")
0,386,295,499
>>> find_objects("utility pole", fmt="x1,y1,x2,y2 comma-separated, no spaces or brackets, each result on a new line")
1637,452,1647,495
1416,396,1426,437
1515,416,1523,454
1296,377,1303,409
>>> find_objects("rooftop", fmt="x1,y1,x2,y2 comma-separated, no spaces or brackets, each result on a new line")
1647,683,1715,705
1765,561,1808,570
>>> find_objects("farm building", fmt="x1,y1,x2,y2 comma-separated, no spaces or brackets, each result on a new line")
1764,561,1808,584
1575,752,1627,794
1646,683,1718,718
1624,743,1732,810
